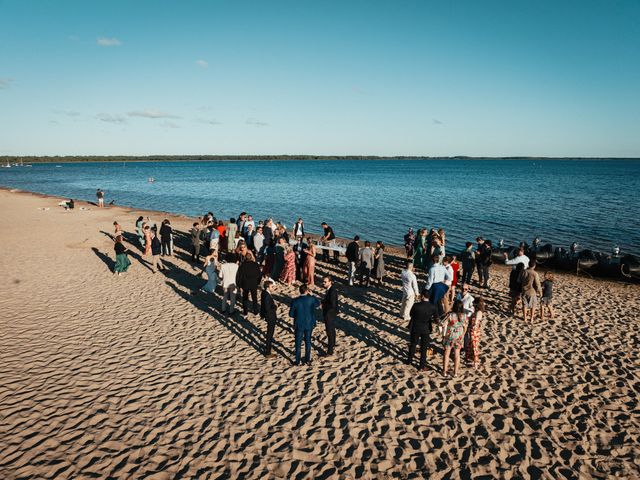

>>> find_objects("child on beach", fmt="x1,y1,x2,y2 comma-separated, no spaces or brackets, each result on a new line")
540,271,554,320
465,297,485,369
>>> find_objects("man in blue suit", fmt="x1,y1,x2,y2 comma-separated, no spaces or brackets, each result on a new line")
289,284,321,366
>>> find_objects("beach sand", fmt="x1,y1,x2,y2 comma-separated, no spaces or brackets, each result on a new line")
0,188,638,479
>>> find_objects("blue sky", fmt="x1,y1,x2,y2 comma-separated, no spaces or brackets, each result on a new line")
0,0,639,157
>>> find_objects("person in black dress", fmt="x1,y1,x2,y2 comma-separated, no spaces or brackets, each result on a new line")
236,253,262,315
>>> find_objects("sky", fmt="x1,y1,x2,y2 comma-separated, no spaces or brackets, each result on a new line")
0,0,639,157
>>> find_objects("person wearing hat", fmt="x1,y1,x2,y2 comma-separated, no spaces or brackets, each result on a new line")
406,288,438,371
260,279,278,358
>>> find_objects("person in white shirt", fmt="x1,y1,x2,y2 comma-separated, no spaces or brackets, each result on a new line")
253,226,265,261
293,218,305,238
504,248,530,269
425,254,452,314
219,253,240,314
443,256,454,313
400,262,420,321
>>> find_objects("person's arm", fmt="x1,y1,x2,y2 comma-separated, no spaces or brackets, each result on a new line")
444,267,452,283
289,302,295,319
411,275,419,296
425,268,434,290
504,257,518,266
535,274,542,296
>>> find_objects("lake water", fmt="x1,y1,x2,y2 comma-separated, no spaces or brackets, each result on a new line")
1,159,639,255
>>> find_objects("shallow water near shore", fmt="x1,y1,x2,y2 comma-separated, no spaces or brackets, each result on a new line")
1,158,639,254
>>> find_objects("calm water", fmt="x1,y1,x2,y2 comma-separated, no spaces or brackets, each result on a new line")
1,159,639,254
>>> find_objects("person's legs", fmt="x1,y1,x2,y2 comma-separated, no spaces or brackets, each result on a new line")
229,287,237,313
222,288,229,312
483,265,490,287
443,345,451,375
251,288,258,314
242,289,250,314
294,327,303,364
265,318,276,355
325,316,336,355
400,294,415,321
419,333,429,370
407,330,419,365
453,346,461,376
348,261,355,286
152,255,159,272
304,328,312,363
156,256,164,270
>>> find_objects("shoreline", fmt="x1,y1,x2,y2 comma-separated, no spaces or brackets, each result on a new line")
2,185,637,285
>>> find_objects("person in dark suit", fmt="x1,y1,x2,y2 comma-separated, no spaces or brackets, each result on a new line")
289,284,321,365
407,288,438,371
236,253,262,315
260,279,278,358
321,276,338,356
293,235,308,281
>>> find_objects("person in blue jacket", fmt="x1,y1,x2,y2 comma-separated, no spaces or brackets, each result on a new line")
289,284,321,366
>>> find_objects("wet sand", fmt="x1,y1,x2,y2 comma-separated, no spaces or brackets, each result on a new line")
0,188,638,479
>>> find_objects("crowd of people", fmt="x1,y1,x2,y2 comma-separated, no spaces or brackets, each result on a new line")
109,212,556,374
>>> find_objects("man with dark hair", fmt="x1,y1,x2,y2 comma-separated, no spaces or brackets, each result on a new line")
475,237,493,289
236,253,262,315
293,234,308,281
320,222,339,263
260,279,278,358
520,260,542,322
345,235,360,286
406,288,438,371
459,242,475,285
321,276,338,356
219,253,239,315
289,284,321,366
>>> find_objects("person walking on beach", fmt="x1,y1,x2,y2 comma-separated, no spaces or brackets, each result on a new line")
160,219,173,256
465,297,485,369
406,288,438,371
443,301,468,377
96,189,104,208
260,279,278,358
150,228,166,273
520,261,542,322
359,241,374,287
113,235,131,275
345,236,360,286
540,271,555,320
459,242,475,286
219,253,239,315
236,253,261,315
400,262,420,321
373,241,386,287
321,276,338,356
289,284,321,366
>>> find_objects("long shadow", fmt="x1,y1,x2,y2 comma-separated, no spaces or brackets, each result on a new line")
92,247,114,272
165,281,292,360
99,230,115,241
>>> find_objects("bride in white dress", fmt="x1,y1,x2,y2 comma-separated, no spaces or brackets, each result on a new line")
200,252,219,293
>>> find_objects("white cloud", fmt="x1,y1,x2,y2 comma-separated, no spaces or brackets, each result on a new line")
97,113,127,124
246,117,269,127
161,121,180,129
0,78,14,89
127,109,180,119
196,118,222,126
196,59,208,68
97,37,122,47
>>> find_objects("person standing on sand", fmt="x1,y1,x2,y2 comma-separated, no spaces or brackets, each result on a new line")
400,262,420,321
459,242,475,286
143,224,152,256
136,216,145,248
293,235,308,282
540,271,555,320
465,297,485,369
373,241,386,287
227,218,238,253
198,251,219,294
160,219,173,256
358,241,374,287
96,189,104,208
321,276,338,356
345,236,360,286
425,254,452,314
413,229,428,270
236,252,261,315
219,253,239,315
303,239,317,287
443,301,468,377
150,227,166,273
113,235,131,275
505,247,530,270
289,284,321,366
475,237,492,288
320,222,339,263
190,222,202,263
113,221,122,238
253,226,265,263
260,279,278,358
508,263,525,315
406,288,438,371
520,261,542,322
280,245,296,286
404,228,415,258
293,218,305,238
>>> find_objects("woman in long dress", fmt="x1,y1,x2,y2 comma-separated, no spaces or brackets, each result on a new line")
373,241,386,286
443,300,468,377
271,238,286,280
413,229,427,270
135,216,145,248
302,239,316,287
143,225,152,256
465,297,484,369
280,245,296,285
200,252,219,293
113,235,131,275
404,228,415,258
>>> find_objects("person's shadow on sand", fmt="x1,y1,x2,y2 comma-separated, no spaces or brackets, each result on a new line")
92,247,114,271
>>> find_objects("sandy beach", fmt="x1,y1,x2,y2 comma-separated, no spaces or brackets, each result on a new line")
0,188,638,479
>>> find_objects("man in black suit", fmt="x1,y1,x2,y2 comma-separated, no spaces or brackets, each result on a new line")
345,235,360,286
406,288,438,371
236,254,262,315
321,276,338,356
293,235,308,281
260,279,278,358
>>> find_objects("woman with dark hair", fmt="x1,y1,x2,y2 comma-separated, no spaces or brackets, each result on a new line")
404,228,415,258
509,262,525,315
113,235,131,275
280,245,296,286
373,241,386,287
271,237,286,280
262,240,276,278
302,238,317,287
466,297,485,369
159,219,173,256
443,300,468,377
135,216,145,248
143,224,152,257
217,220,227,252
413,229,427,270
